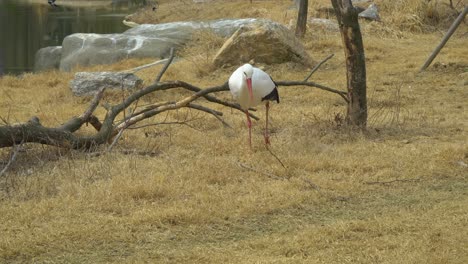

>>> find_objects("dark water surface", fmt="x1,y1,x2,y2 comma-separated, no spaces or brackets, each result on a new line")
0,0,146,75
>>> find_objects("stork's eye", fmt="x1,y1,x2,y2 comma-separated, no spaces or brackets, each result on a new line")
243,72,247,76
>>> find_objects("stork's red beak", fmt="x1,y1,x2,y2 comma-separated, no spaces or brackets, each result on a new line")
246,78,253,101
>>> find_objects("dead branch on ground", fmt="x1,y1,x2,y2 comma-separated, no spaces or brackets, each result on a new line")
0,52,347,151
236,161,283,180
364,178,421,185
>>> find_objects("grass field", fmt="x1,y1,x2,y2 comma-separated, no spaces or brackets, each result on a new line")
1,0,467,263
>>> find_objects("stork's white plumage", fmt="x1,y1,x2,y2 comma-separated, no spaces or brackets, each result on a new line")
228,64,280,147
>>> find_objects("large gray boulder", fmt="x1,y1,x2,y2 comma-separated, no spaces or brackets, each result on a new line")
70,72,142,96
34,46,62,72
59,19,260,71
213,20,314,67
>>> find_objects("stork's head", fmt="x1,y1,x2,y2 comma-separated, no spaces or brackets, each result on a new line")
242,64,254,101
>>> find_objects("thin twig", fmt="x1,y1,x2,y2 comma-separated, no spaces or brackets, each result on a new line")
236,161,283,180
119,149,161,157
265,146,286,168
127,120,202,131
301,177,320,190
276,80,348,103
155,48,175,83
0,143,21,176
364,178,421,185
304,54,334,82
108,89,141,152
187,103,223,116
125,102,174,119
107,128,125,152
187,103,231,128
124,58,169,74
0,116,9,125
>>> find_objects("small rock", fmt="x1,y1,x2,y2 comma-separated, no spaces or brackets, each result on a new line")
70,72,142,96
359,3,381,22
34,46,62,72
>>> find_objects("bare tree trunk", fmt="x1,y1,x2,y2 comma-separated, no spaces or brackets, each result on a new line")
331,0,367,127
295,0,308,38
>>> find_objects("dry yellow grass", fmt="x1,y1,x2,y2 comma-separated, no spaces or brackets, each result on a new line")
1,0,468,263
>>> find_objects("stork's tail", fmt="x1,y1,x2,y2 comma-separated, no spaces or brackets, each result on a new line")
262,87,280,103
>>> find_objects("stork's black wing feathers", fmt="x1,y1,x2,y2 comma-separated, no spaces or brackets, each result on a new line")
262,88,279,103
261,75,280,103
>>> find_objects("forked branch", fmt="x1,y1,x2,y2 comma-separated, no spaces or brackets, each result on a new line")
0,54,347,150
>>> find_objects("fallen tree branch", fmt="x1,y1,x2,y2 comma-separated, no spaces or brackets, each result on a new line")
0,66,347,150
236,161,283,180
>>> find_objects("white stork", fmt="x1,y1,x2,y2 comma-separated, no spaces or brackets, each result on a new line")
228,63,280,148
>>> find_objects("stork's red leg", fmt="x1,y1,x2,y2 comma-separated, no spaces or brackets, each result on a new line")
245,110,252,148
264,101,270,145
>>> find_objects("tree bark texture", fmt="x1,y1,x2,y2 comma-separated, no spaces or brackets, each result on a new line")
331,0,367,127
295,0,308,38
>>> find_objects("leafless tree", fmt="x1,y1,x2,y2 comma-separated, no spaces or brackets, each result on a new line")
295,0,308,38
331,0,367,126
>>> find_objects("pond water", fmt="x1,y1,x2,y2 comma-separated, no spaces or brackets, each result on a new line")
0,0,147,75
